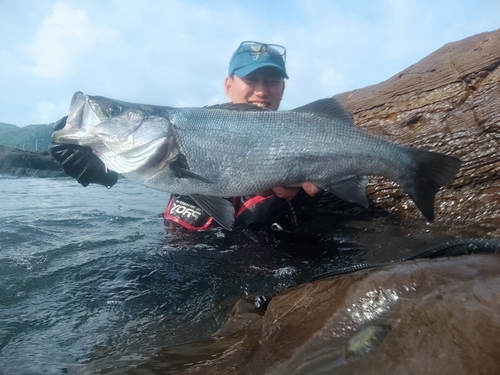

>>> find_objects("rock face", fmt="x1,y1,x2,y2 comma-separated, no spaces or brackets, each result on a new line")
0,146,65,177
334,29,500,231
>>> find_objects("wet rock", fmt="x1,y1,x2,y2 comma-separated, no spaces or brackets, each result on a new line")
0,145,66,177
182,254,500,375
333,29,500,232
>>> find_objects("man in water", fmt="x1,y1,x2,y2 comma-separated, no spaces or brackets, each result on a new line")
164,41,321,231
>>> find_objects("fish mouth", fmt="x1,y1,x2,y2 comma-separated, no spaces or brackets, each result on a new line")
51,92,101,145
67,91,102,133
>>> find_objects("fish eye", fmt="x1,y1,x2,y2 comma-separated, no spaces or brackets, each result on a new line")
106,103,123,117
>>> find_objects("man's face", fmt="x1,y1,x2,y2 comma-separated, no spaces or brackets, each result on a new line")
224,67,285,110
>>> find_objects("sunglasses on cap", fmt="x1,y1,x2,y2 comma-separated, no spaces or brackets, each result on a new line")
237,41,286,62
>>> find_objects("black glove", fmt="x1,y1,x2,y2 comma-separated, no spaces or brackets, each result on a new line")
50,116,118,188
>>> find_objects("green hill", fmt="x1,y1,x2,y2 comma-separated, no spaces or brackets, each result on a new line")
0,122,55,152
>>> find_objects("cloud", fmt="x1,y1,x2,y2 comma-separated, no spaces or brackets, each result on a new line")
28,100,68,125
25,2,116,80
1,0,500,125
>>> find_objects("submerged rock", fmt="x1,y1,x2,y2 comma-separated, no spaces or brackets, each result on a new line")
181,254,500,375
334,29,500,232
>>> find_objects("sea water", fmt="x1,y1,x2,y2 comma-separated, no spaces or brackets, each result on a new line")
0,175,479,374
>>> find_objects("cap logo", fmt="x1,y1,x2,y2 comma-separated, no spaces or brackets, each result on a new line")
250,44,264,60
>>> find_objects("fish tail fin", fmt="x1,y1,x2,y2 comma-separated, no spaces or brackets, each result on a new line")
399,148,461,222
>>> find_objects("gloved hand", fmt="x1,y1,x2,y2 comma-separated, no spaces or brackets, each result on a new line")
49,116,119,188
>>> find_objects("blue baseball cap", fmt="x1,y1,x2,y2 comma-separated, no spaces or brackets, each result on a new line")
228,41,288,79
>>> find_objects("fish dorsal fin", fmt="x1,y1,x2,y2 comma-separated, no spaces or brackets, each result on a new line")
292,98,353,123
204,103,267,111
190,194,235,230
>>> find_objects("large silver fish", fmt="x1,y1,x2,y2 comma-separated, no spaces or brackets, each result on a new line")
51,92,461,229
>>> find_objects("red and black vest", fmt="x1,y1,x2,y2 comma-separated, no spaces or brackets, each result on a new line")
164,193,311,231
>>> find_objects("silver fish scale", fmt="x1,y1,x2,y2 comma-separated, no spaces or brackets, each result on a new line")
145,107,406,197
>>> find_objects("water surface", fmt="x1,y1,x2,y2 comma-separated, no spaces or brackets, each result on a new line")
0,175,485,374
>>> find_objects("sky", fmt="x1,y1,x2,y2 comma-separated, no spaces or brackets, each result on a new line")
1,0,499,126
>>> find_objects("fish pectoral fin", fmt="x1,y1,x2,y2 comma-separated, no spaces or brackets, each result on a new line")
190,194,234,230
170,164,214,184
323,176,370,208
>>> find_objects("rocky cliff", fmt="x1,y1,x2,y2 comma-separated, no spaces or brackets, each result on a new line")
335,29,500,231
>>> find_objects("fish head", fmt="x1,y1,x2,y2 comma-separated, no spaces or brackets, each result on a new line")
52,92,172,174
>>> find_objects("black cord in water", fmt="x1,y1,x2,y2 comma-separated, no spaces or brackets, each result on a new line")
311,238,500,281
